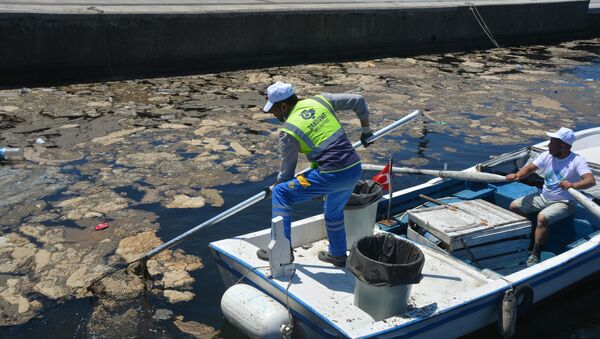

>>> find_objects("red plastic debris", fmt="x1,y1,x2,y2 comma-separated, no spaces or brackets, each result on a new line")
95,222,109,231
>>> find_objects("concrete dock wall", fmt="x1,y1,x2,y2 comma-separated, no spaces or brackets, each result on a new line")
0,1,596,87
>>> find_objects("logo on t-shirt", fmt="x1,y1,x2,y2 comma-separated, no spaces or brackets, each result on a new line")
534,151,591,201
544,170,565,190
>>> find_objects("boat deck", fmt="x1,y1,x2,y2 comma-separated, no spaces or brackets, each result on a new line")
214,234,494,337
211,127,600,338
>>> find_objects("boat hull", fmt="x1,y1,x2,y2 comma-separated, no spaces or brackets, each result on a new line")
210,126,600,338
211,237,600,338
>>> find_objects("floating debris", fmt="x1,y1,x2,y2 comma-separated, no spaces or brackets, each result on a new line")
95,222,109,231
0,37,600,332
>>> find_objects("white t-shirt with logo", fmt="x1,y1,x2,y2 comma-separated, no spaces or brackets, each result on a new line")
533,151,592,201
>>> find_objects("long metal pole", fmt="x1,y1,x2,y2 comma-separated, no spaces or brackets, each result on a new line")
361,164,600,221
361,164,508,182
144,110,422,260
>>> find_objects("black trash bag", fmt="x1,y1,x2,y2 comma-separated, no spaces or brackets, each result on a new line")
348,233,425,287
345,180,384,210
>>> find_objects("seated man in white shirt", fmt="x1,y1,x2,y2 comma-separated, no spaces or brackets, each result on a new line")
506,127,596,266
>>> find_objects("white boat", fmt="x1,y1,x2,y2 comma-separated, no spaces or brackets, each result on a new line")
209,127,600,338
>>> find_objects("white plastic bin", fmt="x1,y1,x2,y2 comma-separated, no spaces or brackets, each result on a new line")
343,202,378,249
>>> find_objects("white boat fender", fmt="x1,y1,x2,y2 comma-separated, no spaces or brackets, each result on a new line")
498,284,533,338
221,283,292,339
499,288,517,338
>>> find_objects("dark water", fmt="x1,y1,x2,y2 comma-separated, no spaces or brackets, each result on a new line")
567,57,600,81
3,48,600,337
2,120,599,338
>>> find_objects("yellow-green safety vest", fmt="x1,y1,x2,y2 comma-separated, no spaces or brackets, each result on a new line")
280,95,346,163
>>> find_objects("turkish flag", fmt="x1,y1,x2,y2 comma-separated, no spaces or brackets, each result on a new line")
373,163,391,191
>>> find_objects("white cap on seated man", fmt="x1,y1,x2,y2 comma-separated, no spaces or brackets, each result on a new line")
545,127,576,146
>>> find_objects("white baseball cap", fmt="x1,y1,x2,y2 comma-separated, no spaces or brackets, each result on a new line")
263,82,294,112
546,127,576,146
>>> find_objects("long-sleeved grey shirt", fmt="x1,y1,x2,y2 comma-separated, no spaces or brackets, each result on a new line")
277,93,369,182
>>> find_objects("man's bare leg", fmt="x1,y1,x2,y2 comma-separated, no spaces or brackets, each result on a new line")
509,201,527,217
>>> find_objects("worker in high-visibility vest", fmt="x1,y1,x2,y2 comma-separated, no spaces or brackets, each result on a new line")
257,82,373,267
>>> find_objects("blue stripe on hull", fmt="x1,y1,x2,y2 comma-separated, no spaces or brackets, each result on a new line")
211,242,600,338
369,245,600,338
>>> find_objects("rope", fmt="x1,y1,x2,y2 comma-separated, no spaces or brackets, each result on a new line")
500,276,514,287
234,265,270,285
465,2,500,48
460,238,482,267
283,266,297,338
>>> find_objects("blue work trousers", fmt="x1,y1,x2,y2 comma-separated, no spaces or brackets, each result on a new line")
272,163,361,256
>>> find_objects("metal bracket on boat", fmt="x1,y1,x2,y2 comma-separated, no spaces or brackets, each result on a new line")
280,324,293,338
269,216,295,279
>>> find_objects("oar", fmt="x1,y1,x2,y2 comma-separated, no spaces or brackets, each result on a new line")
567,188,600,221
363,163,600,221
361,164,508,182
109,110,423,270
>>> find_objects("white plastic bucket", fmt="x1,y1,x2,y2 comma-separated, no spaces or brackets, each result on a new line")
343,202,378,249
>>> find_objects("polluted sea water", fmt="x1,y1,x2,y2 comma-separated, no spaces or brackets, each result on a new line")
0,38,600,337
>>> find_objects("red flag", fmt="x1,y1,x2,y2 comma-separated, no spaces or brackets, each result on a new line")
373,163,391,191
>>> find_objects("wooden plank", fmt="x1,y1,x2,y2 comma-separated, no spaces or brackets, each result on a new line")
408,199,532,251
452,238,530,260
452,224,532,250
451,199,526,226
408,206,456,245
407,227,442,251
448,221,531,250
408,206,487,245
410,222,532,251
